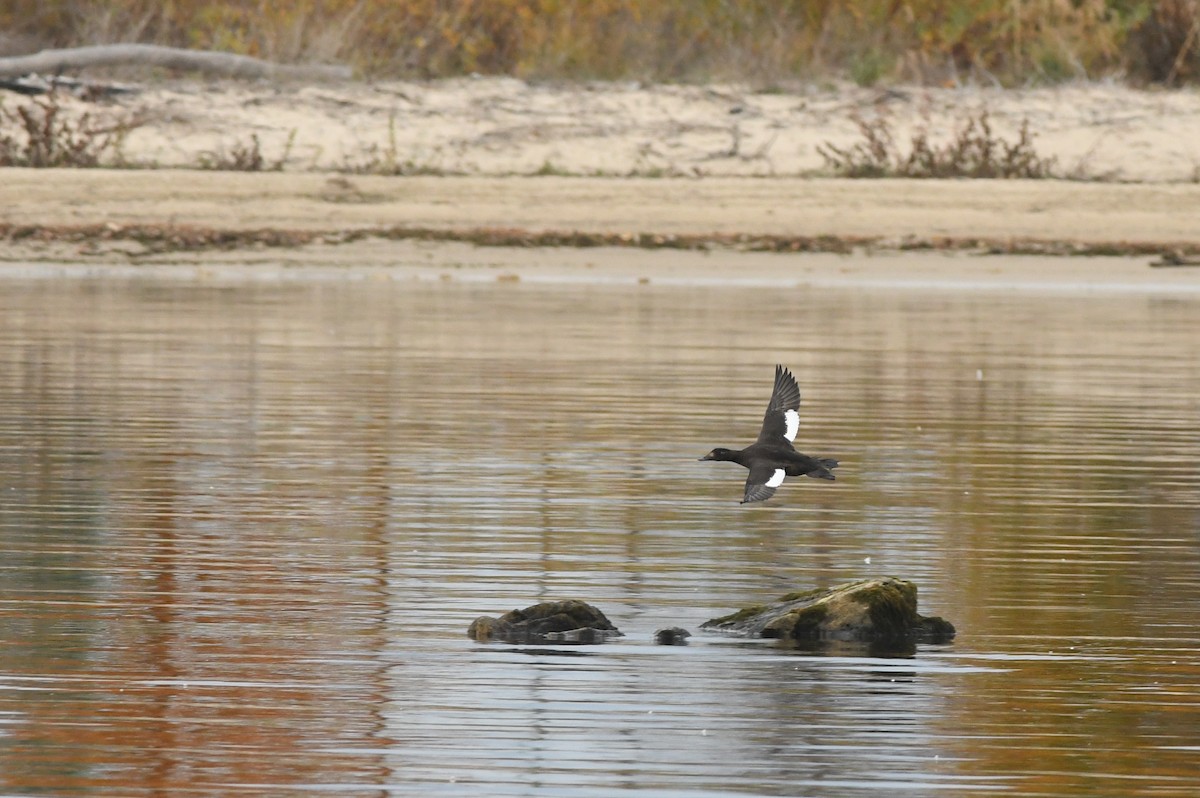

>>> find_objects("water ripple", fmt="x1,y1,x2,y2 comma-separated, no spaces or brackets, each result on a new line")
0,269,1198,796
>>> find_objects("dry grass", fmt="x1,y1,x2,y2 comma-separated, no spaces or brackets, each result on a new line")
818,108,1058,179
1,1,1197,86
196,131,295,172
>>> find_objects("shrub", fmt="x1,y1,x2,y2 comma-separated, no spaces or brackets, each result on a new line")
818,108,1057,179
0,92,141,167
196,131,294,171
1126,0,1200,85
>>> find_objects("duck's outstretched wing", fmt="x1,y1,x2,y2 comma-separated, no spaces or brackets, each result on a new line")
742,464,786,504
755,365,801,445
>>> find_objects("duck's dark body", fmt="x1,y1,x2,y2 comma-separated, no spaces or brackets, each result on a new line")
700,365,838,503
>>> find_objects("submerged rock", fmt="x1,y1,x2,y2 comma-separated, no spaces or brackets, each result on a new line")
468,599,623,644
700,577,955,647
653,626,692,646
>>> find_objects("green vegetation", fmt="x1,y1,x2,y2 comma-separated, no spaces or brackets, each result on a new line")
1,1,1198,85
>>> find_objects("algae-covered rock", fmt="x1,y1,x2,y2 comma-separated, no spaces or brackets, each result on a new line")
468,599,623,644
700,577,955,646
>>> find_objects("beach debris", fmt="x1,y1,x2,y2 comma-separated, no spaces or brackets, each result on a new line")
1150,249,1200,267
0,44,350,82
0,73,139,99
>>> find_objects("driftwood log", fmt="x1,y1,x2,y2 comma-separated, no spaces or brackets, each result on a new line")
0,44,351,81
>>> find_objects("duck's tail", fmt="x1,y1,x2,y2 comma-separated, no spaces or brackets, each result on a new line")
806,458,839,481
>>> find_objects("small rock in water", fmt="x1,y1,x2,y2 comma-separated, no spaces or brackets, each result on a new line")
653,627,692,645
468,599,622,645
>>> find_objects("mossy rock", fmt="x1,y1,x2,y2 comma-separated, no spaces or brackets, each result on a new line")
468,599,623,645
701,577,954,646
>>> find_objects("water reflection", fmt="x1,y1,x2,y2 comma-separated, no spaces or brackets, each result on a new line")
1,263,1198,795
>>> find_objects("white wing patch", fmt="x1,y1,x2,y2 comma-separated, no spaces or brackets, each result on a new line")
766,468,786,488
783,409,799,442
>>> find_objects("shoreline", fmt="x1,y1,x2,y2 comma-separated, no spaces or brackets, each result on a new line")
3,77,1200,283
3,170,1199,265
4,232,1199,297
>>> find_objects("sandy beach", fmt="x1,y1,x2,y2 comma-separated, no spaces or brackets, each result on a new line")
2,77,1199,281
68,78,1200,182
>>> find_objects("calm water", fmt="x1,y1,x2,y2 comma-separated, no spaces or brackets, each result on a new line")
1,260,1199,797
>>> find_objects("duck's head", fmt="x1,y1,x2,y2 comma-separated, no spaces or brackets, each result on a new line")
699,447,735,462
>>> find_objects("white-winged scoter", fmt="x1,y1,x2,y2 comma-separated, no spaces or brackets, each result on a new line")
700,365,839,504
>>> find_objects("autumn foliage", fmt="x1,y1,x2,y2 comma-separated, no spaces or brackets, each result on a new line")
1,1,1197,85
